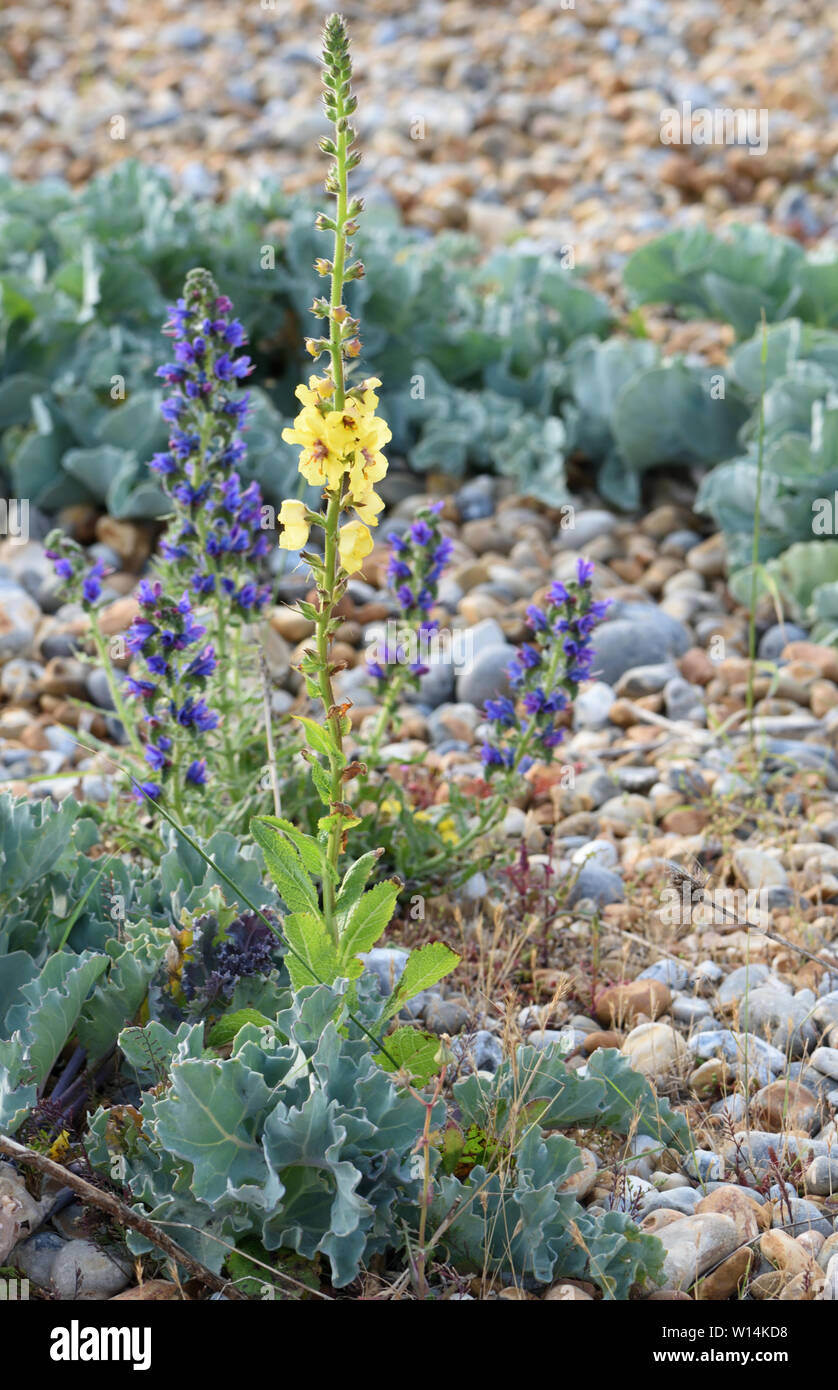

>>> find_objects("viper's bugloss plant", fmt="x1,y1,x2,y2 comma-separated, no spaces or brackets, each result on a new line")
251,14,458,1056
364,502,453,758
152,268,274,789
481,557,610,774
152,270,271,619
44,530,147,764
408,558,610,890
124,580,219,810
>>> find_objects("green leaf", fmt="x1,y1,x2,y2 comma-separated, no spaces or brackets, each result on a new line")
282,911,339,992
384,941,460,1021
151,1057,276,1205
75,921,169,1063
335,849,381,931
4,951,108,1089
294,715,337,760
337,879,400,968
207,1009,275,1049
375,1027,445,1083
250,817,321,917
307,756,333,807
253,814,331,881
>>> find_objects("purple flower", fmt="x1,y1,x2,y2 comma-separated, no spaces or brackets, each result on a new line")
485,696,516,726
131,779,163,804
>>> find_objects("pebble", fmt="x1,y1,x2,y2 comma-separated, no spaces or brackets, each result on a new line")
12,1231,66,1288
637,960,691,991
595,979,671,1027
657,1214,740,1293
621,1022,688,1078
804,1156,838,1197
739,987,819,1058
566,862,624,908
812,1047,838,1081
50,1238,131,1300
359,948,409,995
574,682,615,729
450,1030,503,1074
425,997,471,1035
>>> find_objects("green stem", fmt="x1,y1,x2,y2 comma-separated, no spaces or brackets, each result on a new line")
421,637,570,880
366,669,408,763
314,108,351,943
88,624,145,761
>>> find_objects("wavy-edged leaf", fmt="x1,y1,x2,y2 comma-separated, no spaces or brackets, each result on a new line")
4,950,108,1090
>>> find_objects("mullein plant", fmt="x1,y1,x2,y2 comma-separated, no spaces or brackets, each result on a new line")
250,15,458,1062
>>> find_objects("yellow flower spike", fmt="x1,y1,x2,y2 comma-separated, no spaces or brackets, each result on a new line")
278,499,311,550
338,518,374,574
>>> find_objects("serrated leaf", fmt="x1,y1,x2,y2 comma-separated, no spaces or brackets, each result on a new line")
375,1027,444,1083
252,814,331,881
294,715,337,759
307,757,332,807
250,816,321,917
207,1009,275,1049
334,850,380,931
282,911,339,992
384,941,460,1021
337,880,400,969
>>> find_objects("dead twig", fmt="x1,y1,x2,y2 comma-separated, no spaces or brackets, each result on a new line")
0,1133,247,1300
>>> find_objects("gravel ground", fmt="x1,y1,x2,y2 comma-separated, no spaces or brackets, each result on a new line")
1,0,837,302
3,474,838,1298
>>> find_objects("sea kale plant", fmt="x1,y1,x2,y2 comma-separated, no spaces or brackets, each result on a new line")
249,15,459,1033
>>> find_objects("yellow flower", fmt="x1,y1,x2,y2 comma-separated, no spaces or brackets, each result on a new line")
338,519,374,573
352,489,385,526
281,405,344,489
358,377,382,412
294,374,334,408
278,499,311,550
48,1130,71,1162
414,811,459,846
